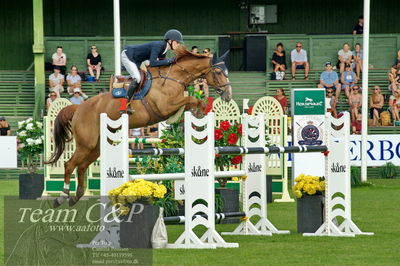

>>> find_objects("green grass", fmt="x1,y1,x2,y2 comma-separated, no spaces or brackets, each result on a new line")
1,179,399,265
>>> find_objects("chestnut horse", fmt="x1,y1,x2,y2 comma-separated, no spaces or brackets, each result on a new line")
46,46,232,207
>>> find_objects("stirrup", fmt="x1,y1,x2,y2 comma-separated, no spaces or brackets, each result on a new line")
125,102,135,115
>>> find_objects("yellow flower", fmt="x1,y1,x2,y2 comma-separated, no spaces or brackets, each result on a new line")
319,181,325,191
294,190,303,198
307,187,317,195
232,177,239,181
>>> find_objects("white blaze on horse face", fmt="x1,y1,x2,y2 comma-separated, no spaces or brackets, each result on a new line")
222,84,233,101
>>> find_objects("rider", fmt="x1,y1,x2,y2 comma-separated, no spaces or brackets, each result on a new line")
121,29,184,102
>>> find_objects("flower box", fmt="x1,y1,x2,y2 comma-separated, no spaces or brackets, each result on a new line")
296,195,324,233
120,202,160,248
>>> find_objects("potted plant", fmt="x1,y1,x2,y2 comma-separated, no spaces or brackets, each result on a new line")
17,118,44,199
214,120,242,223
293,174,325,233
108,179,167,248
379,162,399,179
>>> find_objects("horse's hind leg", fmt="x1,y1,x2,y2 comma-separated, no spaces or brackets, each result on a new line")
69,148,100,206
53,151,80,208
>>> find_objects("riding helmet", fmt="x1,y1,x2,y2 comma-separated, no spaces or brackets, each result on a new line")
164,29,184,43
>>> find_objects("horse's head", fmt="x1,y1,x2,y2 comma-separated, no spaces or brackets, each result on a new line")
204,51,232,101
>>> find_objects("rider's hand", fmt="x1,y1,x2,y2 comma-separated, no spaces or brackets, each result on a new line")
167,57,175,64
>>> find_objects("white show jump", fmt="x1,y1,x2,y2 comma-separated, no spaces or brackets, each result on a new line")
81,111,372,249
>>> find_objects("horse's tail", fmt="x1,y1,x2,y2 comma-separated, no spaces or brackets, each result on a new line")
44,105,79,164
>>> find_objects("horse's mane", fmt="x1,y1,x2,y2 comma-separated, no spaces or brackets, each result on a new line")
175,45,209,61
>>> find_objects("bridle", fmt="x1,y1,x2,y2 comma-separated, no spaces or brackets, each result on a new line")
203,60,231,94
152,57,230,94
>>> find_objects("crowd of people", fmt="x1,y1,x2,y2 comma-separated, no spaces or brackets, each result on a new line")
269,17,400,133
47,45,102,108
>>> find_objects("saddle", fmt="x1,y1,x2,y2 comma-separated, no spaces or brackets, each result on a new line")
111,70,150,99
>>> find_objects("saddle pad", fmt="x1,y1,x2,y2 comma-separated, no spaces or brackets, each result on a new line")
133,71,152,100
112,87,127,98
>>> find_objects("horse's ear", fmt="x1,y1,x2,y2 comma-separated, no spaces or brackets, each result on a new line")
219,50,229,62
212,53,218,64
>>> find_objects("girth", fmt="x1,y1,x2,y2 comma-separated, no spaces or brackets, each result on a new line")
140,97,170,123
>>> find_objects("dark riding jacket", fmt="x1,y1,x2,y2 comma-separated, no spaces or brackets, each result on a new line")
123,41,172,67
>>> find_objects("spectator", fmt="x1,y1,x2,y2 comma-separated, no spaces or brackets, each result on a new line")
130,128,145,149
352,16,363,35
341,63,358,98
326,89,337,117
203,48,211,56
290,42,309,80
352,43,363,78
49,66,64,98
194,77,209,97
193,48,212,97
147,124,159,147
389,90,400,122
191,46,198,54
318,62,341,98
271,43,286,73
388,66,399,93
348,85,362,121
52,46,67,75
369,86,384,126
86,45,102,81
70,88,85,105
337,43,353,75
352,114,362,134
46,92,59,109
0,116,11,136
273,88,288,114
66,65,88,99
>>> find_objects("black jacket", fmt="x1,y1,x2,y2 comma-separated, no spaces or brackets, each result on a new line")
124,41,171,67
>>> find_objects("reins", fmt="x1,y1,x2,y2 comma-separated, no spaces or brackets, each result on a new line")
151,57,231,90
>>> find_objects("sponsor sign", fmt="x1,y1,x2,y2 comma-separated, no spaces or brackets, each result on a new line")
292,89,326,115
284,134,400,167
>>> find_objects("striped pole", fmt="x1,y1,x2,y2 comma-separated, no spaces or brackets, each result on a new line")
129,145,328,156
215,145,328,155
164,212,246,224
128,138,164,144
129,148,185,156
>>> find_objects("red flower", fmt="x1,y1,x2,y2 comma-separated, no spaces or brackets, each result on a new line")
220,121,231,131
215,153,221,158
215,129,223,140
227,133,238,145
248,106,253,115
237,124,242,135
231,155,242,165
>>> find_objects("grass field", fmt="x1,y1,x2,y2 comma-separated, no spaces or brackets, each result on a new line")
1,179,399,265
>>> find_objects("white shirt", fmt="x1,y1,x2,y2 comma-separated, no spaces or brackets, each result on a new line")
291,49,307,62
49,73,64,86
66,74,81,84
338,49,353,61
52,53,67,64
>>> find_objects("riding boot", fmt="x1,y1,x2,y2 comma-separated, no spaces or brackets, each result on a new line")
126,79,138,115
126,79,138,101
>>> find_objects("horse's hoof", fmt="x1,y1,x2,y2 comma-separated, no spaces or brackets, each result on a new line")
68,197,78,207
53,198,64,208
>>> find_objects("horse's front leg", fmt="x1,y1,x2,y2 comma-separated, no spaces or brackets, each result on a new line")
183,96,206,118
